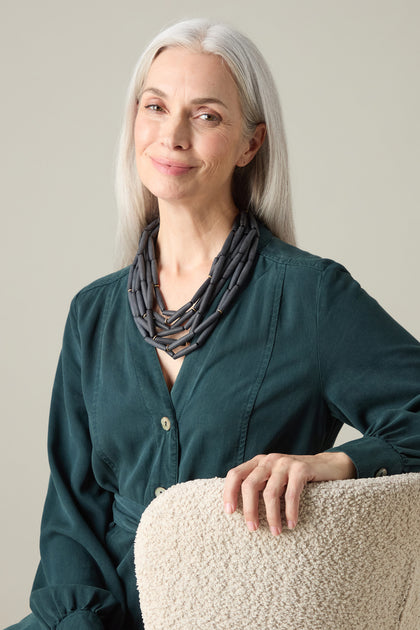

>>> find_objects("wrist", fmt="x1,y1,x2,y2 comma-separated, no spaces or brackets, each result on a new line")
315,451,357,480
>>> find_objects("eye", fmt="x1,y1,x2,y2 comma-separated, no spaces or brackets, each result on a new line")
145,103,164,112
198,112,221,123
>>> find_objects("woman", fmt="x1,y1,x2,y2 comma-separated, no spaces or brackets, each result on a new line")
7,18,420,630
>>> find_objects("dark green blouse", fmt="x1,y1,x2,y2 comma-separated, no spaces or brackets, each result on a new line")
12,226,420,630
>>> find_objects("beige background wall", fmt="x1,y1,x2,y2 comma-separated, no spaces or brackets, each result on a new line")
1,0,419,625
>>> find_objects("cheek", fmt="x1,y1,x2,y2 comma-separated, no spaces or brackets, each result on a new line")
200,133,240,168
134,115,155,154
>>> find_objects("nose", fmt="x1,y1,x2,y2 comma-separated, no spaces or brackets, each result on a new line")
161,113,191,151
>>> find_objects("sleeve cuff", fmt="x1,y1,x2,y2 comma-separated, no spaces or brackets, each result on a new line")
326,435,403,478
56,610,105,630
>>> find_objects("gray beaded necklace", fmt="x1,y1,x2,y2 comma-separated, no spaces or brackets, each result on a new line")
128,210,259,359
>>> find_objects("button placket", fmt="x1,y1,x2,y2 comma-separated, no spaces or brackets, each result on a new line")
153,413,178,499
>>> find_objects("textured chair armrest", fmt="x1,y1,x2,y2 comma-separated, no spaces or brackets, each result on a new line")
135,474,420,630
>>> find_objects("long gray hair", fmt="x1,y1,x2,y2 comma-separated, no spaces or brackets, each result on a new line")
115,18,296,268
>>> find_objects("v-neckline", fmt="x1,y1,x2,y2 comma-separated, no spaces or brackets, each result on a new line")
136,336,199,416
127,220,273,421
144,311,222,416
153,348,189,399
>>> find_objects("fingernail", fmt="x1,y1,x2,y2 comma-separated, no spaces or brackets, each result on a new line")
224,503,234,514
270,526,281,536
287,520,296,530
246,521,258,532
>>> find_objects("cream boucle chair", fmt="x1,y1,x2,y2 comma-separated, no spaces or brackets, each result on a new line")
135,474,420,630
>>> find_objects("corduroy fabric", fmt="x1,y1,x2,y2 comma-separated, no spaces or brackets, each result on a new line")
135,474,420,630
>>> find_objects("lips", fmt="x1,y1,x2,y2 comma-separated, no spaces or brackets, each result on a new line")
150,156,194,176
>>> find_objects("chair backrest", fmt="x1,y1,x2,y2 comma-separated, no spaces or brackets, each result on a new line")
135,474,420,630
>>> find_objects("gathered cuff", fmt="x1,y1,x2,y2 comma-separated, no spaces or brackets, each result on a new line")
30,585,124,630
327,435,403,478
56,610,104,629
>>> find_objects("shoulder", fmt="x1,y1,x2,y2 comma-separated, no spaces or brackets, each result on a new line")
76,267,130,297
69,267,130,322
257,223,344,275
255,224,360,308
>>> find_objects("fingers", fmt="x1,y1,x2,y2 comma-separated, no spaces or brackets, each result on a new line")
262,471,286,535
224,452,354,536
283,464,308,530
241,463,271,532
224,454,313,535
223,456,264,515
262,460,309,533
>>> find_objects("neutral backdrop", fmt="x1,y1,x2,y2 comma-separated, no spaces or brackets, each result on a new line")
1,0,419,625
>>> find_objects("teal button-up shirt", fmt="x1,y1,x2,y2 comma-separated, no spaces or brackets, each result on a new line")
22,226,420,630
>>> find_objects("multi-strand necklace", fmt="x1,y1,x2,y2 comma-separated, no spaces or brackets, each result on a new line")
128,210,259,359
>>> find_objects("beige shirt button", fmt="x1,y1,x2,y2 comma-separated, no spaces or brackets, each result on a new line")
155,487,166,497
375,467,388,477
161,416,171,431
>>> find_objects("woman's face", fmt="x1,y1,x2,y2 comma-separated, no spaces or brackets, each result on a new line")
134,47,262,209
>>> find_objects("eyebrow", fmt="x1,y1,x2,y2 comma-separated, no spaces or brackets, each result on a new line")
140,87,228,109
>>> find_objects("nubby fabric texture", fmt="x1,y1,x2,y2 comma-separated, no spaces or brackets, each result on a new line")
135,475,420,630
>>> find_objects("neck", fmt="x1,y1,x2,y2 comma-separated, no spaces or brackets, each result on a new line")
156,200,238,274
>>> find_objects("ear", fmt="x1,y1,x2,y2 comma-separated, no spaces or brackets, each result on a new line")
236,123,267,167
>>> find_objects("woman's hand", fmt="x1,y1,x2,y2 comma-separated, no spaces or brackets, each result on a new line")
223,452,356,535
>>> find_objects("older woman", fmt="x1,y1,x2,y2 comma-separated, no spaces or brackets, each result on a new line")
7,18,420,630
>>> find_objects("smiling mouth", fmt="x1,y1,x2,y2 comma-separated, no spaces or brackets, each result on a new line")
150,157,194,176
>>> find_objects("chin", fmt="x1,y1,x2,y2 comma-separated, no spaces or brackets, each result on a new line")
147,185,190,202
141,180,197,205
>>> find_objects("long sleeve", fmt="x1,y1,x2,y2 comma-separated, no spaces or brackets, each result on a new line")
318,261,420,477
29,296,126,629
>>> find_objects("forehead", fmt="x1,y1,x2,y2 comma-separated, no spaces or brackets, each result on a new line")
144,47,241,104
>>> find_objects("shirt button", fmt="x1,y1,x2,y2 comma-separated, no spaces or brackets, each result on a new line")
375,467,388,477
155,487,166,497
161,416,171,431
